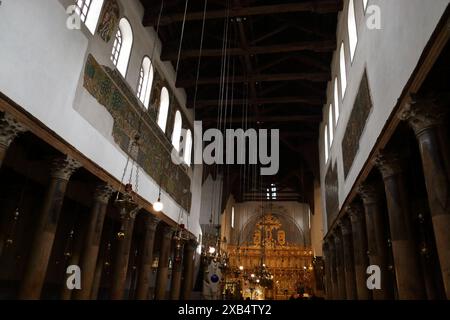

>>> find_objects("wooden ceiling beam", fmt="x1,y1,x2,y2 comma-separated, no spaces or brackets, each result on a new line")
143,0,344,26
189,96,324,108
161,40,336,60
201,114,321,124
177,72,330,87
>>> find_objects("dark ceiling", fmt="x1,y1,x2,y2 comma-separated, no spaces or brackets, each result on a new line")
139,0,342,206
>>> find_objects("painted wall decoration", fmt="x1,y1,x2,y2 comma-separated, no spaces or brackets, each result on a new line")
325,163,339,227
83,54,192,211
342,71,373,178
97,0,120,43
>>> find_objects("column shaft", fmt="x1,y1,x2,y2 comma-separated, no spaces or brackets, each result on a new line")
374,152,426,299
170,241,184,300
339,218,357,300
110,214,136,300
323,243,333,300
73,184,113,300
155,227,173,300
135,215,159,300
19,157,80,299
401,100,450,298
328,238,338,300
180,240,197,300
359,183,393,300
334,230,347,299
348,204,371,300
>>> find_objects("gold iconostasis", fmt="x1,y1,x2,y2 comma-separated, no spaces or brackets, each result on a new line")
222,214,315,300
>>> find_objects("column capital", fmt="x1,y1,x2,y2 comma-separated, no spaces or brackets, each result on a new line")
331,228,342,244
162,225,175,240
0,113,27,148
50,156,82,180
94,184,115,204
346,203,364,224
144,214,160,231
358,182,380,205
338,217,352,236
399,96,447,136
373,151,404,179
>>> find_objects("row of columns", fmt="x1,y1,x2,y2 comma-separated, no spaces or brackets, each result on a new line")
0,112,198,300
323,97,450,300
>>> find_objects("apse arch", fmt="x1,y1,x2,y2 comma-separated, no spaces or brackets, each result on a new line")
237,211,307,247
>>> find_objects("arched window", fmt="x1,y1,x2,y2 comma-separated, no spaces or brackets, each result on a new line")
137,57,154,108
363,0,368,11
334,77,340,126
172,111,183,152
111,18,133,77
75,0,104,34
328,105,334,146
339,42,347,97
184,129,193,166
157,87,170,132
324,125,329,162
348,0,358,61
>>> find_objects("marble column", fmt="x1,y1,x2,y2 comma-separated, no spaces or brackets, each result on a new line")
328,236,338,300
170,240,185,300
0,114,26,258
135,215,160,300
347,203,371,300
154,226,174,300
374,152,426,299
61,225,86,300
400,99,450,299
339,217,357,300
358,183,393,300
0,113,26,167
19,156,80,300
110,213,137,300
90,241,109,300
323,241,333,300
73,184,114,300
180,239,198,300
333,228,347,299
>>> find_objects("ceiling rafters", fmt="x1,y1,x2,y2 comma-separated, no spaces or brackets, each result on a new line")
161,39,336,60
188,96,324,108
177,72,330,87
143,0,343,26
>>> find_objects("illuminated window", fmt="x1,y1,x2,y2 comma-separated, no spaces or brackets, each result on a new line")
231,207,235,229
111,18,133,77
328,105,334,146
157,87,170,132
267,184,277,200
363,0,368,11
183,129,193,166
172,111,183,152
137,57,154,108
339,43,347,97
324,125,329,162
348,0,358,61
75,0,104,34
334,77,340,126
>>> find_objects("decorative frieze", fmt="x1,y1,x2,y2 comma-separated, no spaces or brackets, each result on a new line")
342,71,373,178
83,54,192,211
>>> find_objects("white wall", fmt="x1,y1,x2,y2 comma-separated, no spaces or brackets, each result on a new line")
319,0,449,230
0,0,201,238
226,201,312,247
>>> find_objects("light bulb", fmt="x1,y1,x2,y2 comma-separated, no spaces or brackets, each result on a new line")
208,246,216,254
239,266,244,271
153,199,164,212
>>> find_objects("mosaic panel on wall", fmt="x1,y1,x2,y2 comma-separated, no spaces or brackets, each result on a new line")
83,54,192,211
97,0,120,43
342,71,373,178
325,163,338,228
